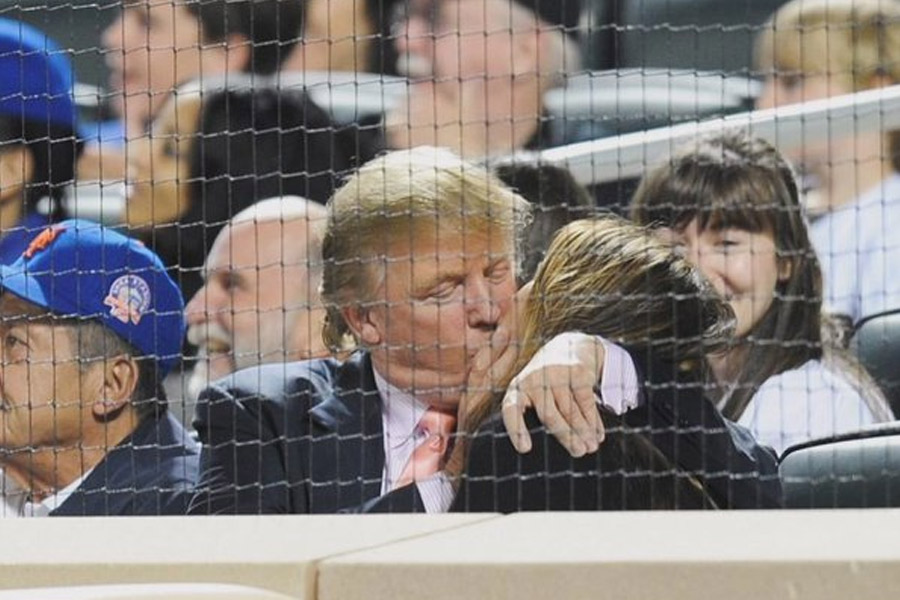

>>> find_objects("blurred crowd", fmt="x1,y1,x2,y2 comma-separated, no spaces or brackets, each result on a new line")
0,0,898,517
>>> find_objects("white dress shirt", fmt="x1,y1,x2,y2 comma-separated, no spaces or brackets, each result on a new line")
809,173,900,322
0,470,28,518
728,359,879,456
373,336,642,513
2,468,93,518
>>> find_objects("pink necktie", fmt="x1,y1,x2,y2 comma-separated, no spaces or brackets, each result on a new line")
393,407,457,490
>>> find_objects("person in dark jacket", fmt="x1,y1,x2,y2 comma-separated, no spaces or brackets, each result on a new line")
452,217,782,512
125,81,356,300
189,148,781,516
0,220,198,516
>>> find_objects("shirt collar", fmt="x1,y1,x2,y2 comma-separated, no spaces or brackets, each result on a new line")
22,466,95,517
373,367,430,450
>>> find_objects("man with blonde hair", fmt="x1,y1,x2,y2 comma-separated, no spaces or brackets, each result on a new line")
190,147,779,514
755,0,900,321
185,197,329,400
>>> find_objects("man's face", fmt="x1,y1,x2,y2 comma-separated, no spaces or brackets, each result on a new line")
102,0,220,135
394,0,518,81
185,219,322,393
0,295,102,456
362,228,517,408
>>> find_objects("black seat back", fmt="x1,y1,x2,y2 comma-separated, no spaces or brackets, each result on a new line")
781,427,900,508
851,309,900,417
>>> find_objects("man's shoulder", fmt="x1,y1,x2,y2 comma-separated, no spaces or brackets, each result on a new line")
110,413,200,482
52,414,201,516
200,352,375,410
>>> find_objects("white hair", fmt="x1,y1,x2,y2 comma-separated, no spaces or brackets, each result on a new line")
228,196,328,283
230,195,327,226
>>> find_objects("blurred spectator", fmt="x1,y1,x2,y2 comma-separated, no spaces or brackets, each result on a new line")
0,19,82,263
381,0,583,158
125,82,354,300
631,131,894,455
0,220,197,516
755,0,900,321
281,0,402,74
184,197,329,400
189,146,780,515
454,217,740,511
494,162,593,283
102,0,303,139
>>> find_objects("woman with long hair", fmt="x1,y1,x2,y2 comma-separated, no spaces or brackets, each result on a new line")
631,131,893,455
126,81,354,300
452,216,783,512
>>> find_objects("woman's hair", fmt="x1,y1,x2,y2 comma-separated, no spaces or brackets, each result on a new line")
148,85,349,299
460,215,731,509
630,130,892,421
494,162,594,283
185,0,304,75
754,0,900,170
755,0,900,91
0,115,82,216
466,215,735,433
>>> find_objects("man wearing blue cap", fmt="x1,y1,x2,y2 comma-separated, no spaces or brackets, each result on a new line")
0,19,82,265
0,219,198,516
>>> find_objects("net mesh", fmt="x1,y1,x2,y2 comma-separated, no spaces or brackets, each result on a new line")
0,0,896,517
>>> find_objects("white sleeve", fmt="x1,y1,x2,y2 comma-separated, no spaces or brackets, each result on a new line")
595,337,642,414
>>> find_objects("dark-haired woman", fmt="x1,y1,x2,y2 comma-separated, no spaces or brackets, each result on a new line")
453,216,782,512
631,131,893,455
126,83,355,299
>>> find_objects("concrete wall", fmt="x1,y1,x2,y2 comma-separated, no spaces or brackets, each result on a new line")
1,511,899,600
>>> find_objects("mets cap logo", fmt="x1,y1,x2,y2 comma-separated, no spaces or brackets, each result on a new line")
103,274,152,326
23,225,66,259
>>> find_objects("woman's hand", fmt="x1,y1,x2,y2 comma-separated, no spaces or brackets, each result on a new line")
501,332,606,457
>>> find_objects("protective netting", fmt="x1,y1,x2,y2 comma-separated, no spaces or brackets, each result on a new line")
0,0,897,518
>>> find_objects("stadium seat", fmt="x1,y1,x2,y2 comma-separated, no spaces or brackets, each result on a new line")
542,68,758,144
0,583,292,600
590,0,787,73
850,309,900,417
780,425,900,508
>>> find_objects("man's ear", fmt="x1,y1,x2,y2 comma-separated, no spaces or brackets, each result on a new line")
91,355,140,420
341,305,383,347
0,145,34,205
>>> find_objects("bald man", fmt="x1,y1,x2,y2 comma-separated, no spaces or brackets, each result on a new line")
185,197,329,399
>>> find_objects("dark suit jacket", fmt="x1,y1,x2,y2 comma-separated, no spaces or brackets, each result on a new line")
192,350,781,514
452,351,783,512
51,412,200,516
190,353,422,514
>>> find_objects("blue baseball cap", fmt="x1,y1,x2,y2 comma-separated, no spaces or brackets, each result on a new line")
0,18,77,129
0,220,185,376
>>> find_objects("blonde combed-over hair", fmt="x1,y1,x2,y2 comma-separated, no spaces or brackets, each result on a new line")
320,147,532,351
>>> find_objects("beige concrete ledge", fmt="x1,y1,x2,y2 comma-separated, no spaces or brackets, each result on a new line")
318,510,900,600
0,515,495,599
0,583,294,600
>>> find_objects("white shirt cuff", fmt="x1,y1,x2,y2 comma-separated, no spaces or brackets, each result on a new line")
416,472,456,513
596,337,642,415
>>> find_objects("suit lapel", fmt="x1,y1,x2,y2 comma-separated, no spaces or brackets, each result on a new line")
307,352,385,513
